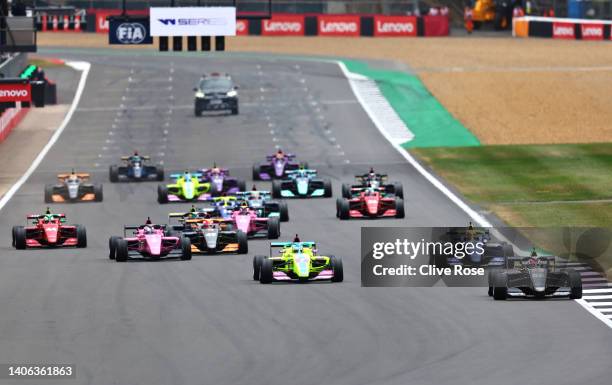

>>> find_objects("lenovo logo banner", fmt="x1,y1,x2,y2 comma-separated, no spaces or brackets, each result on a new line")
318,15,360,36
150,7,236,36
236,19,248,35
0,83,31,103
581,23,603,40
374,16,417,37
553,22,575,39
262,15,304,36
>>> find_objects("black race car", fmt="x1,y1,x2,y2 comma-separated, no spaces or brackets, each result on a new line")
194,73,239,116
109,154,164,183
489,253,582,300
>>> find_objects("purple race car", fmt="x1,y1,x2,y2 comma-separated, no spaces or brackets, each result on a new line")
200,165,246,195
252,150,307,180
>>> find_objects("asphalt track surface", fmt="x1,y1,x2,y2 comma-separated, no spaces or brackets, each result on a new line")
0,51,611,385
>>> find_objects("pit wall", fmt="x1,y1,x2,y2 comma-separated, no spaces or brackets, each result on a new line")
513,16,612,40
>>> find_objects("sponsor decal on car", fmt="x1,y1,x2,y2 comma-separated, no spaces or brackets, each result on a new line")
318,15,360,36
553,22,575,39
373,16,417,37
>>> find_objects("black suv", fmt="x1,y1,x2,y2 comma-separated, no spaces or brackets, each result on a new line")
193,73,239,116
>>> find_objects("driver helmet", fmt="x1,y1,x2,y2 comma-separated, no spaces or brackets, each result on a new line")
528,249,538,267
144,225,153,234
251,191,260,200
211,163,221,174
368,167,376,179
189,205,199,219
239,202,249,214
145,217,152,225
275,149,285,159
293,234,301,243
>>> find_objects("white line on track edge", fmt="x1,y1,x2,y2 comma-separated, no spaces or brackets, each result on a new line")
336,61,612,330
0,61,91,212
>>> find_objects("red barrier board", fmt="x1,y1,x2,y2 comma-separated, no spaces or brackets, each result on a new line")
423,15,449,36
581,23,603,40
374,16,417,37
236,19,249,35
318,15,360,36
262,15,305,36
0,83,32,103
553,22,575,39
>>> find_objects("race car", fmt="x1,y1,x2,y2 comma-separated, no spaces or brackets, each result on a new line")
168,213,248,255
233,189,289,222
108,219,191,262
336,187,404,219
206,196,241,218
429,224,513,267
109,152,164,182
44,171,103,203
194,73,239,116
252,236,343,283
200,165,246,195
252,150,305,180
489,251,582,300
12,208,87,249
157,171,215,203
342,168,403,199
272,169,332,198
229,203,280,239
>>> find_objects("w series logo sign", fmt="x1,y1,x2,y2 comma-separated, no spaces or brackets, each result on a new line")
109,17,153,45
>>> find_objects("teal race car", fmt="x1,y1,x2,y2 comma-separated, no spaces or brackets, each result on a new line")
271,169,332,198
253,238,343,283
158,171,217,203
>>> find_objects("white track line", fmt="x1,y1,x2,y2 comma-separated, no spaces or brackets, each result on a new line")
0,61,91,212
336,61,492,228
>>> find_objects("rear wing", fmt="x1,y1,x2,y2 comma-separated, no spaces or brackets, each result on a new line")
270,241,316,255
57,172,90,181
356,173,387,181
121,155,150,161
266,154,295,161
123,224,166,236
170,172,203,179
505,255,556,269
286,169,317,175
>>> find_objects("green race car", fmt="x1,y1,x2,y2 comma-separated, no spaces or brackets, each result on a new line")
157,171,218,203
252,238,343,284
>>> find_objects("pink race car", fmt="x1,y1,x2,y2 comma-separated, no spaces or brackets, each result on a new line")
227,206,280,239
336,188,404,219
108,219,191,262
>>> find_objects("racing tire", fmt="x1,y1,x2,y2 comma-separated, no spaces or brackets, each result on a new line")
231,105,239,115
109,236,121,260
272,180,282,199
109,165,119,183
323,179,332,197
236,179,246,192
338,198,350,220
194,106,202,117
502,243,514,258
267,217,280,239
94,184,103,202
180,236,192,261
253,255,265,280
157,185,169,204
260,258,274,284
252,164,261,180
492,272,508,300
237,231,248,254
156,166,165,181
76,225,87,248
330,256,344,283
115,239,128,262
13,226,26,250
392,182,404,199
44,184,54,203
341,183,351,199
487,268,502,297
279,201,289,222
567,269,583,299
395,198,405,219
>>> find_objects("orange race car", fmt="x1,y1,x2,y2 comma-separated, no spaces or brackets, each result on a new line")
44,171,103,203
